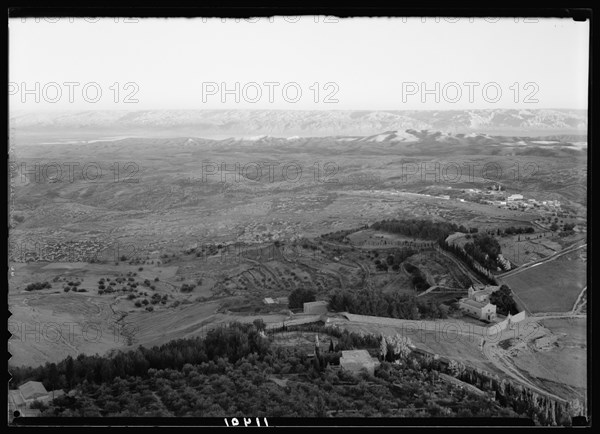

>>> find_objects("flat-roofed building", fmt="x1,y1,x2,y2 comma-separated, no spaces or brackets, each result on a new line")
303,300,329,315
340,349,380,376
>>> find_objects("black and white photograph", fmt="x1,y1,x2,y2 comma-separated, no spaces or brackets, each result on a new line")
7,8,590,427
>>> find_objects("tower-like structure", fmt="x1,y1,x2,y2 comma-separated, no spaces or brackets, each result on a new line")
314,334,321,358
468,286,475,299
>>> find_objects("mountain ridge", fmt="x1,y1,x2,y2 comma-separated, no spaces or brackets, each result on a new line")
10,109,587,139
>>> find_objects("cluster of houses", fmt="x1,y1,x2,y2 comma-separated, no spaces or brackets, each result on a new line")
11,239,111,263
483,193,562,213
457,186,563,216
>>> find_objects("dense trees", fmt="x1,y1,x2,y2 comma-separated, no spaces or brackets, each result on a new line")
438,240,498,285
288,288,316,309
374,249,417,272
10,322,271,391
464,234,502,270
501,226,535,236
328,288,446,320
380,335,413,362
489,285,519,316
13,324,515,419
403,263,429,291
370,219,467,241
11,321,563,423
25,281,52,291
36,353,515,418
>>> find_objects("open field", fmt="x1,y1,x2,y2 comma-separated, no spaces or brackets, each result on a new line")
9,292,126,367
501,318,587,402
501,249,587,313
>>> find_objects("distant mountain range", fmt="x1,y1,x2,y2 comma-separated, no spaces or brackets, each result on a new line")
10,109,587,139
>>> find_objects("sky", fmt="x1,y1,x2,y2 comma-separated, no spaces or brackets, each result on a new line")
9,16,590,111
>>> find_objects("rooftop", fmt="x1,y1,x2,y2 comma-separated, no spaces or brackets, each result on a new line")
471,285,500,296
19,381,48,400
460,299,493,309
341,349,376,362
304,301,329,307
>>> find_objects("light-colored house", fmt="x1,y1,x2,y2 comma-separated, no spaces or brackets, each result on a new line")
263,297,289,305
507,194,524,202
459,299,497,321
458,286,499,321
17,381,48,402
303,300,329,315
340,350,380,375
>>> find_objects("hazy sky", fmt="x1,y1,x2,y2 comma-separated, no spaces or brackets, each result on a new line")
9,16,589,111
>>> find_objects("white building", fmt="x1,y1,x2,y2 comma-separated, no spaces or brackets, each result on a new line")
340,350,380,375
458,286,500,321
507,194,524,202
8,381,65,418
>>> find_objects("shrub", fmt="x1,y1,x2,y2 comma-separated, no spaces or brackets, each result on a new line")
180,283,196,293
25,281,52,291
